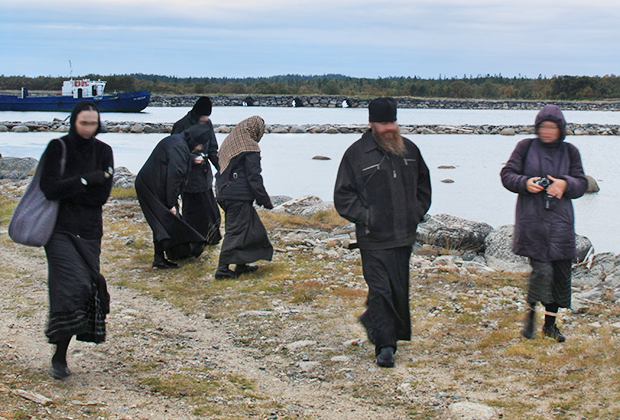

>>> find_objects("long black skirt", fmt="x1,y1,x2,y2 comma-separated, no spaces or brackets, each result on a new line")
527,259,572,308
182,190,222,245
218,200,273,265
359,246,413,354
44,232,109,344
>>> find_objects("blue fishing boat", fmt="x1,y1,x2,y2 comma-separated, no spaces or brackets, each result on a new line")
0,79,151,112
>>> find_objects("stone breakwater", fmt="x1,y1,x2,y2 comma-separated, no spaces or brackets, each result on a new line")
151,94,620,111
1,121,619,136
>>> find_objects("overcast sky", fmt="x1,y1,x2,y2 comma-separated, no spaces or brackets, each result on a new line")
1,0,618,79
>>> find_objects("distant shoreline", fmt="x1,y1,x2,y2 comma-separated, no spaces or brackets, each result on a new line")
150,95,620,111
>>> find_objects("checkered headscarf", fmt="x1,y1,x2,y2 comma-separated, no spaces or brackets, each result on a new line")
218,116,265,174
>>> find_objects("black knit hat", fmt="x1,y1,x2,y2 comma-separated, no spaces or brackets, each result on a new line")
368,97,397,122
192,96,212,117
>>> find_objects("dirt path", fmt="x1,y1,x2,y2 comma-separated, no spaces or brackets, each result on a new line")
0,238,412,419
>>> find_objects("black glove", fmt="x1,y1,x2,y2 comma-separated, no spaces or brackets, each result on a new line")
82,170,107,186
263,201,274,210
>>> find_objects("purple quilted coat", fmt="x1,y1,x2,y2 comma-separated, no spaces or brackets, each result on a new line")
500,105,587,261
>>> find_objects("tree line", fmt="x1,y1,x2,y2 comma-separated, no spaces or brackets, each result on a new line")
1,73,620,101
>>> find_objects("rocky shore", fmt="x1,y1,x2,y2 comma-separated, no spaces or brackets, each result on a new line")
1,159,619,419
1,120,619,136
151,94,620,111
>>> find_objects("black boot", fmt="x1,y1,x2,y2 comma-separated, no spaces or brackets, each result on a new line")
235,264,259,275
215,264,237,280
51,336,71,380
152,240,178,269
376,347,395,368
521,304,536,339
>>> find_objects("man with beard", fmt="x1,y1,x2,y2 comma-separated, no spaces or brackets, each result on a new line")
334,97,431,368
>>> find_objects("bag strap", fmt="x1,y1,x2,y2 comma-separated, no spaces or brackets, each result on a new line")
57,138,67,177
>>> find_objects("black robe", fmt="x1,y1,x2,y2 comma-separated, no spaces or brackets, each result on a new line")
171,116,221,244
135,134,206,259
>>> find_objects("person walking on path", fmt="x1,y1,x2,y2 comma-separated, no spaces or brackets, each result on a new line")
135,125,212,268
39,101,114,379
214,116,273,280
334,97,432,368
171,97,222,245
501,104,588,342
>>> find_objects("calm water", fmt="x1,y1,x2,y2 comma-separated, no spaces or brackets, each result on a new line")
1,106,619,126
1,107,618,253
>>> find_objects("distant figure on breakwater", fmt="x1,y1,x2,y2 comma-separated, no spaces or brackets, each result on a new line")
501,105,588,343
334,97,432,368
171,97,222,245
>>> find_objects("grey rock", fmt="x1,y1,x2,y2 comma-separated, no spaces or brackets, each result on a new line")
484,225,530,272
272,195,333,217
417,214,493,252
11,125,29,132
585,175,600,193
0,125,8,132
312,156,331,160
270,195,293,207
290,125,306,133
448,401,497,419
113,166,137,189
572,252,620,288
0,157,39,179
500,127,516,135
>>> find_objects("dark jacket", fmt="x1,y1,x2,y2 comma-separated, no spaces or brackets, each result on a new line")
40,135,114,240
171,117,219,193
334,130,432,250
215,152,272,208
501,128,587,260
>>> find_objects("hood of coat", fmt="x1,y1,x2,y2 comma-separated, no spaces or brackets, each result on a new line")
534,104,567,142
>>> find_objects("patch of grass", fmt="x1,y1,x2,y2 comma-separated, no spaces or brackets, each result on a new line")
110,187,137,199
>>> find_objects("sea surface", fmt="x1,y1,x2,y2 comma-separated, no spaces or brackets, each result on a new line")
1,108,618,253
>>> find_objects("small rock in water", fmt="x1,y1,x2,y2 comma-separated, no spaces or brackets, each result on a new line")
438,165,456,169
441,179,455,183
312,156,331,160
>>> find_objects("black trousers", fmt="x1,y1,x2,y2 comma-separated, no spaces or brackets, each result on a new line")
527,259,572,308
359,245,412,354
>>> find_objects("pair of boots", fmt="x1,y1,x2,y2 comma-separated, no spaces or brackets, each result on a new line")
522,303,565,342
152,241,178,269
214,263,258,280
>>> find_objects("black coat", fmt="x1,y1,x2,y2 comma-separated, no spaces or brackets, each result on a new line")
40,135,114,240
216,152,272,208
334,130,431,250
172,116,219,193
135,134,205,249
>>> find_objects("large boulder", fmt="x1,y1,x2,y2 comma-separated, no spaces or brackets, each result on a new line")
485,224,593,273
272,195,333,217
112,166,136,189
416,214,493,252
484,225,530,272
0,157,38,179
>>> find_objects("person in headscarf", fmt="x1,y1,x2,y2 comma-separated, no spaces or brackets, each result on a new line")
214,116,273,279
39,100,114,379
501,105,587,342
135,124,212,268
171,97,221,245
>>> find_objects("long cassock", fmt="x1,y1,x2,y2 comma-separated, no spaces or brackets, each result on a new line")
135,132,207,260
334,129,431,354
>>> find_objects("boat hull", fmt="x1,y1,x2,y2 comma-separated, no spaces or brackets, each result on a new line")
0,91,151,112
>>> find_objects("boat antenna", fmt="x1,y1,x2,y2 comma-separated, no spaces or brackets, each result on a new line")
69,60,73,80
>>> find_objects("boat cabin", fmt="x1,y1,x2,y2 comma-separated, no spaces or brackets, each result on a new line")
61,79,107,98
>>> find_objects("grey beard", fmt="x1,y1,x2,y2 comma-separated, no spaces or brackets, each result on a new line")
372,131,406,157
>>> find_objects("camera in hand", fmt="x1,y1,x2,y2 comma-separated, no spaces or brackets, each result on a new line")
534,177,557,210
534,177,553,188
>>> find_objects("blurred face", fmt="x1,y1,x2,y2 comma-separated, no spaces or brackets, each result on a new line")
198,115,210,124
75,110,99,138
369,121,406,156
538,121,560,143
370,121,398,138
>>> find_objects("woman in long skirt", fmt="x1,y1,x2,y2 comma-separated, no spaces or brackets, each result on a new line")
214,116,273,279
39,101,114,379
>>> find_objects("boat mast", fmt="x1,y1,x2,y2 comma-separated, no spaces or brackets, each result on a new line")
69,60,73,81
